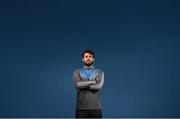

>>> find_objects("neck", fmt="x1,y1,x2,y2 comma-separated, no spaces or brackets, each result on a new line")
84,65,94,69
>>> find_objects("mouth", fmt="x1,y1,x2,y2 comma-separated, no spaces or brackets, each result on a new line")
86,60,91,63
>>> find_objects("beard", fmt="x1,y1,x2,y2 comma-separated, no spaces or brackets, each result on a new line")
84,60,94,67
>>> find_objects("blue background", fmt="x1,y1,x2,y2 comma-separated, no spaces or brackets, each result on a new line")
0,0,180,118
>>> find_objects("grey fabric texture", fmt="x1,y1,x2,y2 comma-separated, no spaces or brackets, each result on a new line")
73,68,104,109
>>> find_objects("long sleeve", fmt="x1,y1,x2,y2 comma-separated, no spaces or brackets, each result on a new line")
73,70,96,89
89,71,104,90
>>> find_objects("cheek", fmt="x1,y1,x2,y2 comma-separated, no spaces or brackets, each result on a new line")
84,58,88,61
91,58,94,61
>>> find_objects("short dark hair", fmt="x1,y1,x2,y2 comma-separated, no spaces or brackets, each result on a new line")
82,49,95,58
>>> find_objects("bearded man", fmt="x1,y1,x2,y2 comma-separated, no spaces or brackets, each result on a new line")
73,49,104,118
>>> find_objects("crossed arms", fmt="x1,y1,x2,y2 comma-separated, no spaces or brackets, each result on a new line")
73,70,104,90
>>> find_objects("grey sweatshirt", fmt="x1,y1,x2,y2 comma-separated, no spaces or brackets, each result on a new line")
72,67,104,110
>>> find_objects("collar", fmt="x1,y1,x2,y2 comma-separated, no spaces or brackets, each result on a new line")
83,65,94,69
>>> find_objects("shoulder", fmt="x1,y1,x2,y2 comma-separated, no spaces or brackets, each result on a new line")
96,69,104,75
73,69,80,74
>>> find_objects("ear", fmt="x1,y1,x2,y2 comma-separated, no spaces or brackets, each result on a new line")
82,58,85,62
92,58,95,62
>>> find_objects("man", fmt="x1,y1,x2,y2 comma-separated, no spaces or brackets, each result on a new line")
73,49,104,118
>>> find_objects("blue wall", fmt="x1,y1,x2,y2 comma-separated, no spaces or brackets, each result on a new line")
0,0,179,118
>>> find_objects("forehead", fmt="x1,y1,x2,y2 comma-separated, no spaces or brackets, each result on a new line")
84,53,93,56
